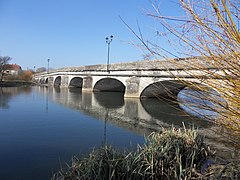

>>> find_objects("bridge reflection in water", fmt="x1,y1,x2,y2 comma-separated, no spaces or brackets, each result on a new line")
36,86,211,137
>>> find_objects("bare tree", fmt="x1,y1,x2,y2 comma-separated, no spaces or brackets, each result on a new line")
135,0,239,146
142,53,153,60
0,56,11,81
36,67,47,73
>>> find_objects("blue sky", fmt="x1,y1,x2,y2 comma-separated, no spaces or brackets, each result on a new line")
0,0,182,70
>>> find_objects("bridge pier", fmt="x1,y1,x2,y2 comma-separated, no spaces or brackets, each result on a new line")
61,76,69,87
48,77,54,85
82,76,93,92
124,76,141,98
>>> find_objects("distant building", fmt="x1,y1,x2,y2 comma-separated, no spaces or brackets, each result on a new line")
4,64,22,76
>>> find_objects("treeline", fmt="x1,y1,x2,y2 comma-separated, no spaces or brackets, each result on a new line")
4,70,33,82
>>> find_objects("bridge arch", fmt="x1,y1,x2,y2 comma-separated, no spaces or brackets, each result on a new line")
45,78,48,84
93,78,125,92
140,79,227,119
140,80,186,99
177,84,227,119
140,80,226,104
54,76,61,86
69,77,83,88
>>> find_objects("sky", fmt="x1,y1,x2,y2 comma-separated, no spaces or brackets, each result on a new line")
0,0,182,70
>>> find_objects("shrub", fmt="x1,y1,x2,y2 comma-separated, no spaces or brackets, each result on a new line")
52,127,216,180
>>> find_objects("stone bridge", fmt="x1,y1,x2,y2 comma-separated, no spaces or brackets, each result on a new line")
33,58,224,98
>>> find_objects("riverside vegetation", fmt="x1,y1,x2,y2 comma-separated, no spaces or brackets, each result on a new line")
0,70,34,87
52,127,240,180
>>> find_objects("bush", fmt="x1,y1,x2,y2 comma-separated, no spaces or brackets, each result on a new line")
4,70,33,82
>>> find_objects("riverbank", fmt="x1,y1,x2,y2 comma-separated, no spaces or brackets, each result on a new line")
0,80,34,87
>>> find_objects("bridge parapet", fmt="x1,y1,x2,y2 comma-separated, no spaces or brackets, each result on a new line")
36,57,220,76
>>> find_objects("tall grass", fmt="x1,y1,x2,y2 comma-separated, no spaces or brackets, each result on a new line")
52,127,223,180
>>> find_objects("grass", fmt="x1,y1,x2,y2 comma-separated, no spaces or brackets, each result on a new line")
51,126,240,180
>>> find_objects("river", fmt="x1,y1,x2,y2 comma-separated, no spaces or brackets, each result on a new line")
0,86,212,179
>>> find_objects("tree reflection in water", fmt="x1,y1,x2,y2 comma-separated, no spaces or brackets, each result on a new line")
0,87,32,109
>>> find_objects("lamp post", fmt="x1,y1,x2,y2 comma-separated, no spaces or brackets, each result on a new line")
105,35,113,72
47,59,50,73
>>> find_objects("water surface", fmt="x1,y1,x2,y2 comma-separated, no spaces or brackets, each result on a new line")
0,86,210,179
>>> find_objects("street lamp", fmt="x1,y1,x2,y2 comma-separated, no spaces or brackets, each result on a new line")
105,35,113,72
47,59,50,73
